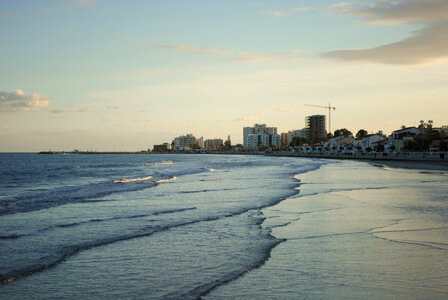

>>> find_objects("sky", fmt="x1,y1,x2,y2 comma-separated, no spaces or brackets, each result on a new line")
1,0,448,151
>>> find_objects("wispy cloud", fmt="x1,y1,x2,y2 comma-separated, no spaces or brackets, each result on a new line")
234,106,294,122
329,2,353,10
330,0,448,24
259,106,295,115
48,107,103,114
0,12,21,18
294,7,316,12
0,90,50,112
161,45,234,56
325,0,448,65
48,108,71,114
260,11,289,17
133,118,153,123
108,105,126,110
161,45,305,62
234,115,256,122
260,7,316,17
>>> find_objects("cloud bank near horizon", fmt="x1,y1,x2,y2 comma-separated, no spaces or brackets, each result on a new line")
0,90,50,112
325,0,448,65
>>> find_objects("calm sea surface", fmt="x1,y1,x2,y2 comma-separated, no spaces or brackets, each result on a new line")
0,153,447,299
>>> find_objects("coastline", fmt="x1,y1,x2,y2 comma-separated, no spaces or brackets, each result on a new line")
367,159,448,171
34,150,448,171
265,152,448,171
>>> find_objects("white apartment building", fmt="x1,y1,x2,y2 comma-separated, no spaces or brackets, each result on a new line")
271,133,281,148
243,124,278,149
245,133,281,150
173,134,196,150
204,139,223,150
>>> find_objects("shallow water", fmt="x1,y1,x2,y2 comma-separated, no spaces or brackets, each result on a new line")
1,154,447,299
0,153,324,299
206,160,448,299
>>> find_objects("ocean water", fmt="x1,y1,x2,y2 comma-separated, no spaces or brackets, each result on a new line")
0,154,447,299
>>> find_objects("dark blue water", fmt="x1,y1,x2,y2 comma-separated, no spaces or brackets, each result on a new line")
0,153,326,299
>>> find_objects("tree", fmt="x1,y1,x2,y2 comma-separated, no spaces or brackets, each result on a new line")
404,139,419,152
355,129,368,140
290,137,308,147
333,128,352,138
224,135,231,150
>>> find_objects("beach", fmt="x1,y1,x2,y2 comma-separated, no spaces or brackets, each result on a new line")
368,159,448,171
206,159,448,299
1,154,447,299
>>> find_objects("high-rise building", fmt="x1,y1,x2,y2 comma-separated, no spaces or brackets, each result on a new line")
173,134,196,150
196,136,204,148
204,139,223,150
306,115,326,142
243,124,279,150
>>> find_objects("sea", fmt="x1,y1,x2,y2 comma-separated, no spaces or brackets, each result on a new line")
0,153,447,299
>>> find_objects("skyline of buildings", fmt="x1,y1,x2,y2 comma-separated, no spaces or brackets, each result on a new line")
153,117,448,153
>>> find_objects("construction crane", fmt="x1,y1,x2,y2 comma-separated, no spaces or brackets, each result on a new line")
304,104,336,135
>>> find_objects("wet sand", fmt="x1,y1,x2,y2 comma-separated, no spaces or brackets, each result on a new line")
206,160,448,299
368,159,448,171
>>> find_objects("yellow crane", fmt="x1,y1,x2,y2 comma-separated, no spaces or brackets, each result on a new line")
304,104,336,134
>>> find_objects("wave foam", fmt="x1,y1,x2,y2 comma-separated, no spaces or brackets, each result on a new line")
113,176,153,183
142,161,173,166
155,176,177,183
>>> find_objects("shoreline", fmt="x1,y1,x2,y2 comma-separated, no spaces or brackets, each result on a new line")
265,152,448,171
366,159,448,171
31,151,448,171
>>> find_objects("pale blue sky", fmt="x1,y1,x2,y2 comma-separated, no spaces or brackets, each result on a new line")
1,0,447,151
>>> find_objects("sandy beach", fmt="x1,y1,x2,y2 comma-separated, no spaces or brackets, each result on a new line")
207,159,448,299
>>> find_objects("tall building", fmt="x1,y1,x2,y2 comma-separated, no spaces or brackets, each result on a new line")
306,115,326,142
196,136,204,148
286,129,307,146
243,124,279,150
204,139,223,150
173,134,196,150
153,143,172,152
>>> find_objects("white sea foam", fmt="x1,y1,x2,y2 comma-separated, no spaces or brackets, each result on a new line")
142,161,173,166
113,176,153,183
155,176,177,183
